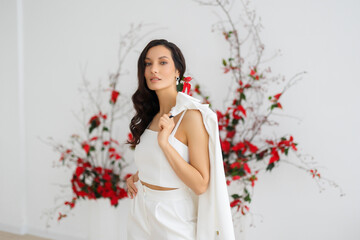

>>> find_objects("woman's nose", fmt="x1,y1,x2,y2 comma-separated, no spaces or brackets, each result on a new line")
150,64,158,73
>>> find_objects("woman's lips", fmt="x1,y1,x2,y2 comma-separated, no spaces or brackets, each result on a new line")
150,78,161,82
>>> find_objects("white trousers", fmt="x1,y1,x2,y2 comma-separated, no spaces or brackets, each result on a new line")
126,180,198,240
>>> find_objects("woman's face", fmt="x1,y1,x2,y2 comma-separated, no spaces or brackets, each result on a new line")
144,45,179,91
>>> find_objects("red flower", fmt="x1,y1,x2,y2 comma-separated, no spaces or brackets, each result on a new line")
182,77,192,95
184,76,192,82
221,140,231,153
82,143,90,154
77,158,83,164
269,148,280,164
232,175,240,180
195,85,200,94
75,166,84,177
232,110,242,120
109,153,122,160
243,163,251,174
128,133,133,141
111,90,119,104
111,197,119,206
274,93,282,100
250,69,256,76
216,110,225,121
232,142,246,153
88,115,100,126
103,173,111,181
99,111,107,119
119,188,128,198
249,175,258,187
90,136,98,141
236,105,246,117
244,140,258,153
94,167,103,174
83,162,91,168
230,162,240,169
230,199,241,208
64,201,75,209
226,180,231,186
226,130,236,138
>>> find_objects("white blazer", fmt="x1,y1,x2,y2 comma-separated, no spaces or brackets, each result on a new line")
170,92,235,240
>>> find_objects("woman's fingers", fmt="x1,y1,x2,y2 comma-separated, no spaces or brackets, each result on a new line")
126,178,138,199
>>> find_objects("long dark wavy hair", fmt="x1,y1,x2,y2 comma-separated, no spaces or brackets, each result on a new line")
126,39,186,148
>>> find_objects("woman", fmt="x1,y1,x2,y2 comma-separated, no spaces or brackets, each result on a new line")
126,39,234,240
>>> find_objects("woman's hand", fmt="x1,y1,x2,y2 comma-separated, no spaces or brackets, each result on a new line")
157,113,175,147
126,171,139,199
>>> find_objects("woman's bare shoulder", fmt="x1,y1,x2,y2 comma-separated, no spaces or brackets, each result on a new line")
183,109,208,137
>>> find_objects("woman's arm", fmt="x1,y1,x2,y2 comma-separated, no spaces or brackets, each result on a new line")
159,110,210,195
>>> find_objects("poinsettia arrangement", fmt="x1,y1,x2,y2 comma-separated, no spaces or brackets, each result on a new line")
189,0,344,220
40,25,145,227
54,90,132,223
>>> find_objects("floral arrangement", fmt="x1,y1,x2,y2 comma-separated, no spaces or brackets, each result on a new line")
190,0,344,226
40,24,147,227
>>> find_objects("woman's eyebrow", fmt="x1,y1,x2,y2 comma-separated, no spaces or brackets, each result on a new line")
145,56,169,60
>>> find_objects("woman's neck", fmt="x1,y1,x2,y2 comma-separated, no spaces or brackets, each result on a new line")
156,90,178,115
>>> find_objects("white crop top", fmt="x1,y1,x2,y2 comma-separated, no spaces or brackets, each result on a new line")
134,110,189,188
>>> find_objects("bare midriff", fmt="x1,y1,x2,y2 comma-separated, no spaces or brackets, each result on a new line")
140,180,178,191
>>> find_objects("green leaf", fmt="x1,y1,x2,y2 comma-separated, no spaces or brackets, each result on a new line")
244,194,251,203
240,93,246,101
226,126,235,131
270,103,277,110
284,148,289,155
231,194,240,199
222,59,227,66
266,162,275,171
103,126,109,131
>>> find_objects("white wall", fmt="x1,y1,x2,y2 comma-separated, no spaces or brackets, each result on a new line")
0,0,359,239
0,0,28,234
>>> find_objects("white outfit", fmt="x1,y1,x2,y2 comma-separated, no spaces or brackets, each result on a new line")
127,92,235,240
127,110,198,239
169,92,235,240
127,181,198,240
134,109,190,188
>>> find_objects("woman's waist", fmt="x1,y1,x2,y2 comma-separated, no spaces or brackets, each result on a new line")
137,170,187,189
135,179,193,201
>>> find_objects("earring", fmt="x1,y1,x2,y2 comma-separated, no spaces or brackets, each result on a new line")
176,76,180,85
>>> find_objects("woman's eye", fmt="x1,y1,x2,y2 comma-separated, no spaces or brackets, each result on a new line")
144,62,167,66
